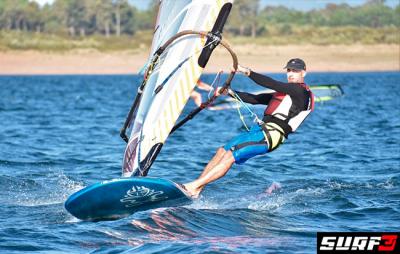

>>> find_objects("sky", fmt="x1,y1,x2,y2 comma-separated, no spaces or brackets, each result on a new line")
31,0,399,11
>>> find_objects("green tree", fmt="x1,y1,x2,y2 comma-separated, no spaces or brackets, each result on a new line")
228,0,260,37
395,5,400,27
41,2,64,34
96,0,113,37
0,0,30,31
359,0,397,27
52,0,91,37
113,0,127,36
136,0,158,30
25,1,43,32
85,0,113,37
0,0,12,30
118,2,137,35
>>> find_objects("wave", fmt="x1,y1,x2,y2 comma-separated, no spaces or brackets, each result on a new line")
1,169,84,207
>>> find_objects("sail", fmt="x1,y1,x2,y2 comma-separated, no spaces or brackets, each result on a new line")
310,84,344,102
122,0,233,177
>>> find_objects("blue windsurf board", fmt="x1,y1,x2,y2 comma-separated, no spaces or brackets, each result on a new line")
65,177,192,221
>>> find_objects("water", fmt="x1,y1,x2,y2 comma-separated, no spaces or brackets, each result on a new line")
0,72,399,253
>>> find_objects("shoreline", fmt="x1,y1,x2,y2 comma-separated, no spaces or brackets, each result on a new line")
0,44,398,75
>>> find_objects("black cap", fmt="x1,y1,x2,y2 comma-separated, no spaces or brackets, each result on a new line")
284,58,306,70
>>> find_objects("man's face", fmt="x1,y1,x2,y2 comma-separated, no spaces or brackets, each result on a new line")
286,69,306,83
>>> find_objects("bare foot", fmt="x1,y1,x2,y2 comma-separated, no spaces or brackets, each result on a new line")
265,182,281,195
182,183,201,199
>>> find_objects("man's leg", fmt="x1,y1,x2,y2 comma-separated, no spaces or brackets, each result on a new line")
199,147,226,178
190,91,202,107
182,147,227,197
183,125,269,197
184,150,235,197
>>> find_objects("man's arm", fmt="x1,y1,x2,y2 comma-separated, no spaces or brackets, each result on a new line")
196,80,213,91
231,90,273,105
248,71,303,96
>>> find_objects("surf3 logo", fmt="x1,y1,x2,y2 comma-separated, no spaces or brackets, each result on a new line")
317,232,399,253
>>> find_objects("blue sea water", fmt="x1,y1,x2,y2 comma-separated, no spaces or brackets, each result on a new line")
0,72,399,253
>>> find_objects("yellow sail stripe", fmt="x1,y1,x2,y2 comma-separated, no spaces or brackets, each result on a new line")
180,79,188,101
168,98,175,130
183,64,193,93
174,90,181,114
178,79,184,99
190,55,197,79
172,78,184,120
175,95,181,117
168,100,176,125
160,110,168,141
165,101,173,133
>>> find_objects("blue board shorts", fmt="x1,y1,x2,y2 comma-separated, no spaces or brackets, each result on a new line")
223,123,285,164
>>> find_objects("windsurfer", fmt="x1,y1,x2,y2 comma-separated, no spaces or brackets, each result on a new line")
191,80,213,107
183,58,315,198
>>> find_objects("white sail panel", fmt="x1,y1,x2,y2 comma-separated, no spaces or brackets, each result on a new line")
123,0,233,177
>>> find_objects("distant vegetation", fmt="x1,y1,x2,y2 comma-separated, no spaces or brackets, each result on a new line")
0,0,398,51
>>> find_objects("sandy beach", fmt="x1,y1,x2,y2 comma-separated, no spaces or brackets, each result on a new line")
0,44,398,75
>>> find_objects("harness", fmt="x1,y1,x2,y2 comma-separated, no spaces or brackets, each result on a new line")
260,122,285,152
263,83,314,135
228,83,314,153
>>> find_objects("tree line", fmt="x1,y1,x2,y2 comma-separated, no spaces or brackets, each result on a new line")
0,0,158,37
0,0,398,38
229,0,399,37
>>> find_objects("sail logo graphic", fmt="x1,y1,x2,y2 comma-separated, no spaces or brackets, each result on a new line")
317,232,399,253
120,185,165,207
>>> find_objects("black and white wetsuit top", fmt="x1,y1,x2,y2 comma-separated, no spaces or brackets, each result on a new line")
233,71,315,137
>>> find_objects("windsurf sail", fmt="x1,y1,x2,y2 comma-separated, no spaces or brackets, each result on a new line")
309,84,344,102
121,0,236,177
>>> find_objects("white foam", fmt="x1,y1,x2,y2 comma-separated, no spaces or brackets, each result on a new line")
9,169,85,207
